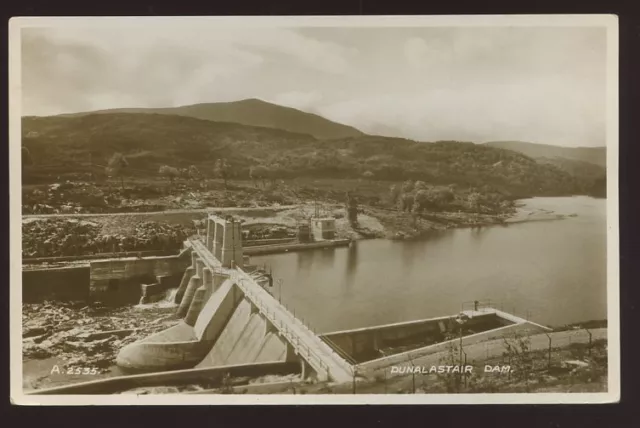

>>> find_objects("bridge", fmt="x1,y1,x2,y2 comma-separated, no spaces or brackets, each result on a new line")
116,214,353,383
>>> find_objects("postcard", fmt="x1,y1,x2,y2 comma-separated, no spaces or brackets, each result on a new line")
10,14,619,405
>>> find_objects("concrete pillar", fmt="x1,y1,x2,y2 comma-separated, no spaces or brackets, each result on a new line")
213,221,224,261
191,250,199,269
221,220,244,268
300,359,312,380
177,257,202,318
173,266,195,304
184,279,205,326
196,258,205,279
202,268,213,301
206,218,214,251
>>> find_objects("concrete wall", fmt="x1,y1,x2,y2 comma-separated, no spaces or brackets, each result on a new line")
29,361,300,395
22,266,91,303
193,279,240,341
116,321,210,372
357,321,547,372
89,255,189,305
195,290,287,369
322,313,507,361
321,315,457,359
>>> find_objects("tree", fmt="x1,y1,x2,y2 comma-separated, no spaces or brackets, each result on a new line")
401,180,414,194
414,189,429,212
188,165,202,182
105,153,129,191
414,180,427,191
466,192,481,212
411,199,421,226
159,165,180,184
214,158,231,188
389,184,401,207
250,165,269,188
400,193,414,212
267,164,281,187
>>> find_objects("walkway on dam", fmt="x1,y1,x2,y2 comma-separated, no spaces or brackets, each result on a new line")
189,238,354,383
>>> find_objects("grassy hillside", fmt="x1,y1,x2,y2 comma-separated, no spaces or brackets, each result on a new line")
54,98,364,140
484,140,606,168
22,113,590,198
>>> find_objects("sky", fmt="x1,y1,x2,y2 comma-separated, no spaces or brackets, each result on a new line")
20,23,609,147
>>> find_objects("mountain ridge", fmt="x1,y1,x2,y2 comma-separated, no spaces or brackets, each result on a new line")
22,112,597,198
50,98,364,140
483,140,606,168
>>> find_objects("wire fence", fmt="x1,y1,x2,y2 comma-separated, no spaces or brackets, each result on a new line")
348,326,607,394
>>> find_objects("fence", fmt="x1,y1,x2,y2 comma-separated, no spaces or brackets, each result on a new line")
233,267,354,381
351,326,607,394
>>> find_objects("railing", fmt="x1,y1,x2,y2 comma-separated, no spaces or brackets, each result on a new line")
234,275,331,378
234,267,354,380
321,334,358,366
461,299,503,313
188,238,352,381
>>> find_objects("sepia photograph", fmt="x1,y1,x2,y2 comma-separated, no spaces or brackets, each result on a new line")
9,15,619,405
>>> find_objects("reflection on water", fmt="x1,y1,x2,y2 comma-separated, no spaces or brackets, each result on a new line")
253,197,607,333
345,243,358,282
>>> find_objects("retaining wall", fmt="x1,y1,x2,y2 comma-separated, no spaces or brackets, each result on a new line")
90,255,189,304
357,321,547,372
321,313,503,362
28,361,300,395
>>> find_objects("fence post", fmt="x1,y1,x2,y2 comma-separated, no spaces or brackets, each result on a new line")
407,353,416,393
352,366,357,394
463,351,468,388
585,327,593,357
545,332,552,369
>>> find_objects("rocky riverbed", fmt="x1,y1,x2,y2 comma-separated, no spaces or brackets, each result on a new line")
22,296,181,390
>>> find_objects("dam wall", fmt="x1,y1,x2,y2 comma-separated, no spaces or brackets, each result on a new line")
89,254,190,304
22,251,191,304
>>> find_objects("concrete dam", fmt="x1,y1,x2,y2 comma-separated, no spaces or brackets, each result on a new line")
115,214,355,383
27,213,552,394
111,213,551,389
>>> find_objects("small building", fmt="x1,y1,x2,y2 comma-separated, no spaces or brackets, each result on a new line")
311,217,336,241
297,223,312,243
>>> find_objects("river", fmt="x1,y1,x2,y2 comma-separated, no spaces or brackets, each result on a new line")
252,196,608,332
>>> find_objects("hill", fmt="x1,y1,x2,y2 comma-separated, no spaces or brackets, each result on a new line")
54,98,364,140
22,113,590,198
483,141,606,168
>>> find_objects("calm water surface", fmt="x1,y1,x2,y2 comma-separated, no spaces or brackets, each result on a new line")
252,196,607,332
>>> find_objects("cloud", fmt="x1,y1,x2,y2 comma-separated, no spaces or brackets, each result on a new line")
20,26,354,115
319,75,605,147
19,25,606,147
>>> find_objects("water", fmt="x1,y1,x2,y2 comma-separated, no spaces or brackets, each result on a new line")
135,288,179,309
252,197,607,332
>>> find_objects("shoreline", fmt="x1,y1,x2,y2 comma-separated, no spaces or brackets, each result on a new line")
20,199,578,264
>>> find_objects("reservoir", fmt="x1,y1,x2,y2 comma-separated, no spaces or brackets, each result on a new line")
252,196,608,332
